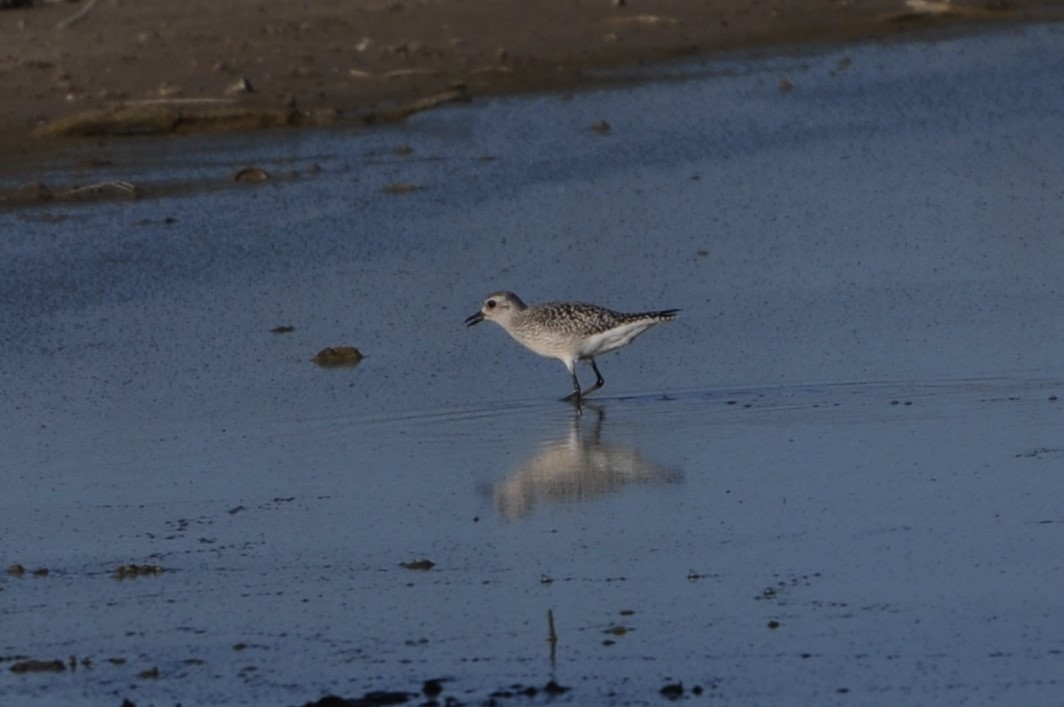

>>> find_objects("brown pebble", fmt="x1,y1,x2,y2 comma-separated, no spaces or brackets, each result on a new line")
225,77,254,94
230,167,270,183
11,659,66,674
113,564,166,580
312,346,364,367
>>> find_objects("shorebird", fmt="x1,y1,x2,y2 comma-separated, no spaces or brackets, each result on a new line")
465,291,679,403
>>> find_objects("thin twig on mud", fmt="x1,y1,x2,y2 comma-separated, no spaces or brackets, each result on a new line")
55,0,100,31
60,180,139,198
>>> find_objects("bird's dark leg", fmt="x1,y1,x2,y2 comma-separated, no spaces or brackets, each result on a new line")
562,369,583,404
582,359,605,396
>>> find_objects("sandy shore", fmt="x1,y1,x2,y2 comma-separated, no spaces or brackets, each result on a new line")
2,0,1062,154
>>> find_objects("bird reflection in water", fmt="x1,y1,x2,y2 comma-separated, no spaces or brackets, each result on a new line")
492,405,684,520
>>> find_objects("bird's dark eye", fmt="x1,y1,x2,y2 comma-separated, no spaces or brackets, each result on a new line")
486,300,496,309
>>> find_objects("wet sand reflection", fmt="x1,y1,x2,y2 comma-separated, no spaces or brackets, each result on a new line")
492,406,684,520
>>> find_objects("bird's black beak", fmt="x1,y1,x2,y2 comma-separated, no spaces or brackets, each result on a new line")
464,311,484,327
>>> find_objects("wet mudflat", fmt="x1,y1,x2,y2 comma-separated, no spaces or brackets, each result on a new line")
3,24,1064,706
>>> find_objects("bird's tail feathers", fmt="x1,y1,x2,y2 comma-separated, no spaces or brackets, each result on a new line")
647,308,680,322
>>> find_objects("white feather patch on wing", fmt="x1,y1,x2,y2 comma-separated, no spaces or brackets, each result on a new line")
576,320,659,358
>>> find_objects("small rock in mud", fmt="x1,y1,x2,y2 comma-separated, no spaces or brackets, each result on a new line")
113,564,166,580
271,325,296,334
591,119,611,134
543,680,569,695
312,346,364,367
399,559,435,571
231,167,270,183
660,682,685,699
6,563,26,576
226,77,255,94
10,659,66,674
303,679,565,706
303,690,414,706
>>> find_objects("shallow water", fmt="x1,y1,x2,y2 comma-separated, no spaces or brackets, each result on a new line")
2,23,1064,706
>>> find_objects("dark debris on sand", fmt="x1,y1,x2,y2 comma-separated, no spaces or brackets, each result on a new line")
302,679,571,707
